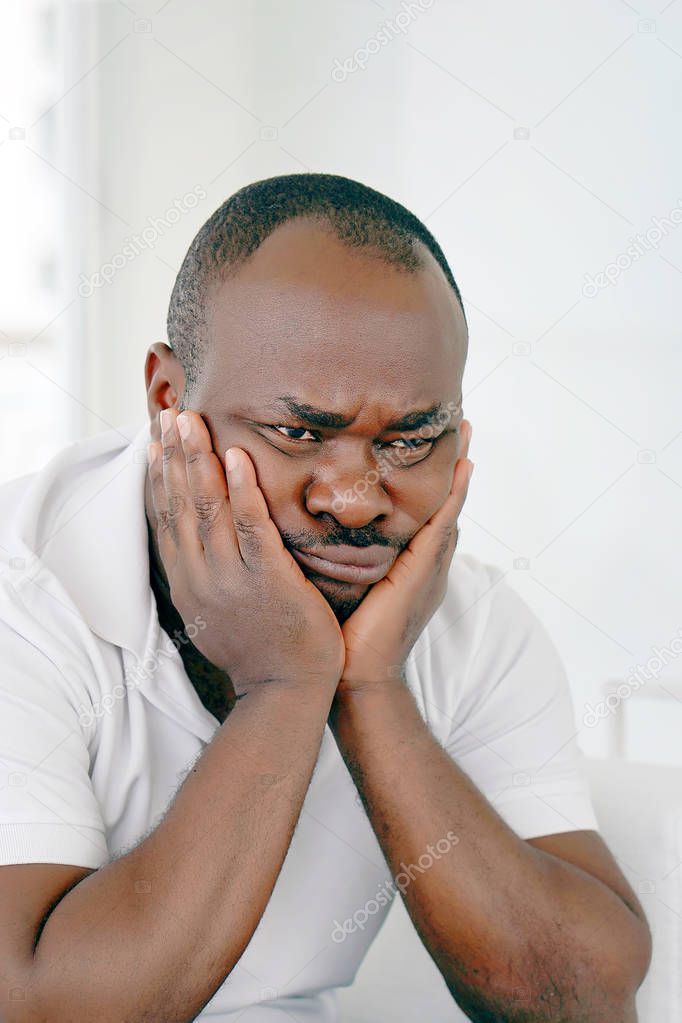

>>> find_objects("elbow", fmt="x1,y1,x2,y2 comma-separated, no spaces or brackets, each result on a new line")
602,908,653,1013
448,911,653,1023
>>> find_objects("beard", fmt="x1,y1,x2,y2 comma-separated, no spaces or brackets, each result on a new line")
303,570,370,625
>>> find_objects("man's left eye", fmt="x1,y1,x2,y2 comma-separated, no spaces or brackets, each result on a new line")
388,437,431,450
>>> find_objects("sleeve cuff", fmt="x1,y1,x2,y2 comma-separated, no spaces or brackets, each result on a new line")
491,787,601,840
0,823,109,868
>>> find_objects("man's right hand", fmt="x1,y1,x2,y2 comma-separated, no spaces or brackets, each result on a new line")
147,407,345,696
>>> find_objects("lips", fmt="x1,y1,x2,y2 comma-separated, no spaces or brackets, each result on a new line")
290,544,395,585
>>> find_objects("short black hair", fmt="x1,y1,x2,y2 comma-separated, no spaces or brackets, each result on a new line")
167,172,466,400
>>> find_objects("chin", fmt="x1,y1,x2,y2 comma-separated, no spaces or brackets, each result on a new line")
309,573,368,624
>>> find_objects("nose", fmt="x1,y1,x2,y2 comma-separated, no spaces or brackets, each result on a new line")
304,456,394,527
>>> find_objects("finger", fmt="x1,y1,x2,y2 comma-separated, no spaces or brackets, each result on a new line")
457,418,472,461
224,447,284,568
159,408,204,562
147,438,178,576
175,410,238,560
444,453,474,518
447,416,473,508
390,455,473,585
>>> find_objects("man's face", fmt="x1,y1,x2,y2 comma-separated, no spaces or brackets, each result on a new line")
157,218,468,623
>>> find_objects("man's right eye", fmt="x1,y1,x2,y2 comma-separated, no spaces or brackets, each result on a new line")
268,425,319,442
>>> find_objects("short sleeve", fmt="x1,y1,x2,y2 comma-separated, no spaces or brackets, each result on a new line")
0,616,109,868
443,574,599,840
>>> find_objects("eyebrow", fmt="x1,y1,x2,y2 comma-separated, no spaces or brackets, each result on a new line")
262,395,455,432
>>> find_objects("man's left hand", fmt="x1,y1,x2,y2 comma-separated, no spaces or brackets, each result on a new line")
337,419,474,699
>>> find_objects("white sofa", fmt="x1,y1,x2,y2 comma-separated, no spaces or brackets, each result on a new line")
336,758,682,1022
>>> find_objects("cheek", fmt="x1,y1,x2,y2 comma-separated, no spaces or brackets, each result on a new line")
381,471,453,541
244,448,301,530
203,422,230,471
392,443,456,521
397,476,448,533
207,424,286,496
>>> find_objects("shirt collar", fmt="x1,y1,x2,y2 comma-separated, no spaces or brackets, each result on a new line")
22,419,157,662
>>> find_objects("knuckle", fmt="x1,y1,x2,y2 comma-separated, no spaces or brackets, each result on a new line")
157,509,174,535
193,494,223,526
436,524,457,562
161,441,179,463
166,493,187,519
233,516,262,547
148,457,164,486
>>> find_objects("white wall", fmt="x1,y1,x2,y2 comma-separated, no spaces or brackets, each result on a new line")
6,0,682,761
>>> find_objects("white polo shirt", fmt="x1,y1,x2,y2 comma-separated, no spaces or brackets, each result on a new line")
0,420,598,1021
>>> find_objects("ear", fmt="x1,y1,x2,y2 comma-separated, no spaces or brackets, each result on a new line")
144,342,186,441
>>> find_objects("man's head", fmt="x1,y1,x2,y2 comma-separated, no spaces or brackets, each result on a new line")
145,172,469,622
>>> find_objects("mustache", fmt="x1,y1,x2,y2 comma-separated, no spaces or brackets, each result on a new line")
282,527,407,551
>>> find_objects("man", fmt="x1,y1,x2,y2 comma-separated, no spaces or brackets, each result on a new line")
0,173,650,1022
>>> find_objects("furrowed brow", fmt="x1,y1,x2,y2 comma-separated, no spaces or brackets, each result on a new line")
264,396,452,433
264,396,354,429
385,403,451,431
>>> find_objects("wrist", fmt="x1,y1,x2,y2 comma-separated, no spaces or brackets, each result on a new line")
335,662,408,697
329,673,404,720
234,672,340,700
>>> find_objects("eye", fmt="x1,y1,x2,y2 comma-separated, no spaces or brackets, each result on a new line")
386,437,432,450
264,424,444,463
268,426,432,447
379,436,436,463
269,425,319,442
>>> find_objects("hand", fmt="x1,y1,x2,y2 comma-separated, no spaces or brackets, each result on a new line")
336,420,474,698
147,408,346,696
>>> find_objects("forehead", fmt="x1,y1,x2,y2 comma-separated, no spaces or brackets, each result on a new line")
199,218,467,412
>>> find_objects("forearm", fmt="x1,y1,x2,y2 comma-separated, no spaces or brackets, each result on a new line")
24,680,335,1023
329,684,647,1021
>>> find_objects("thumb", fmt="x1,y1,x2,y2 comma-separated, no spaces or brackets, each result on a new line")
390,456,473,583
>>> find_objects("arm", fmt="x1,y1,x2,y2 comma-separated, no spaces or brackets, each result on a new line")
329,682,651,1023
8,681,334,1023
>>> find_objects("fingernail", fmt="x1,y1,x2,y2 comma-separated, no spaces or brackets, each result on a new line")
176,413,190,440
225,448,239,477
147,443,157,466
159,409,172,434
467,461,475,483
